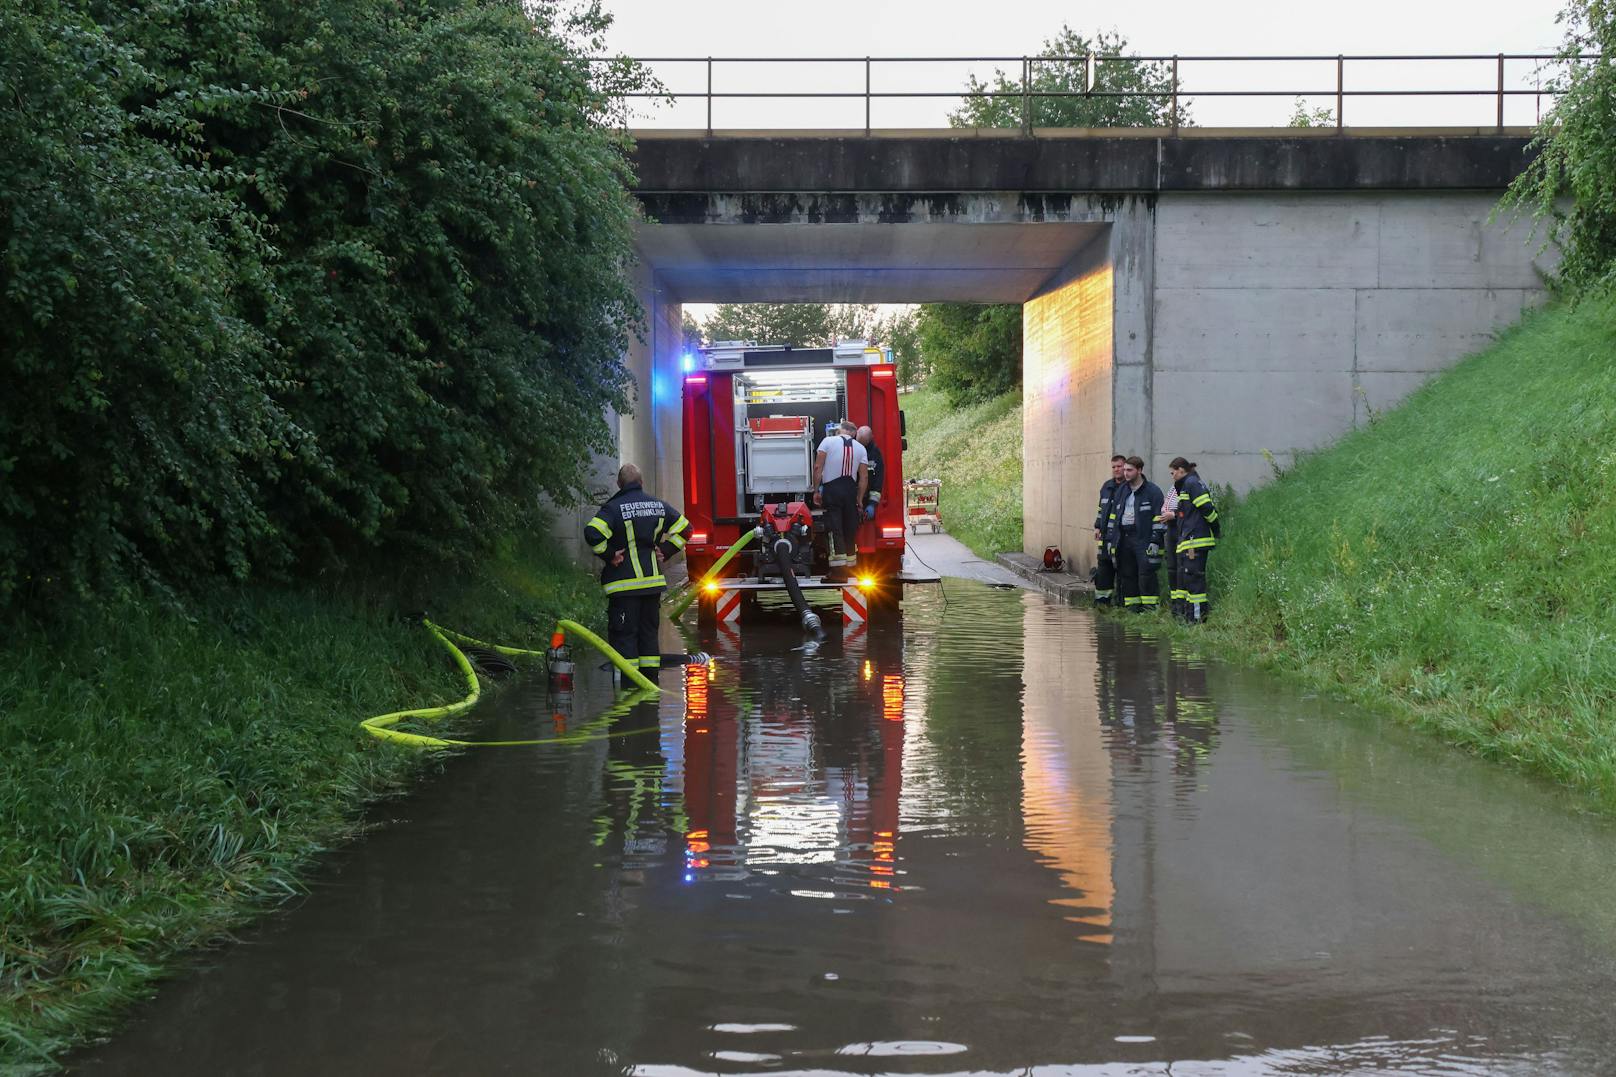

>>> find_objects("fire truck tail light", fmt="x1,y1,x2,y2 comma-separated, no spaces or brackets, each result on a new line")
882,526,904,538
691,531,708,545
686,375,707,386
871,367,895,379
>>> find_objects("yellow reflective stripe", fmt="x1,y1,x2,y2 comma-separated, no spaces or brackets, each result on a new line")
653,518,664,542
587,517,611,538
1193,494,1212,507
1123,596,1141,606
638,655,661,668
666,532,687,550
589,537,609,554
1186,592,1208,602
666,514,690,536
603,576,666,594
1138,595,1160,605
1176,536,1217,552
625,528,646,580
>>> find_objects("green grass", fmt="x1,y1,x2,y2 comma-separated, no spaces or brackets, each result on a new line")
1156,291,1616,813
901,385,1023,559
0,531,600,1072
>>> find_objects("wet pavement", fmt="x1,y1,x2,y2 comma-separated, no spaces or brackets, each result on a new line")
74,581,1616,1075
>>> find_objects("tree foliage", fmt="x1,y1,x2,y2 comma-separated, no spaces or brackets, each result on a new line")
949,27,1188,129
1500,0,1616,296
696,303,879,347
915,303,1022,406
1,0,651,607
1287,98,1335,128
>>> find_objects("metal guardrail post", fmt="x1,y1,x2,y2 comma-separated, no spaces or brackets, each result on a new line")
1170,55,1179,133
866,56,872,135
1335,54,1345,130
706,56,713,137
1021,56,1031,135
1497,52,1506,130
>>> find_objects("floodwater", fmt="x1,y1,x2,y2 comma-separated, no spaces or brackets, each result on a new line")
75,581,1616,1075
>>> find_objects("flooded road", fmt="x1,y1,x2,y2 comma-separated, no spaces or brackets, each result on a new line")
76,581,1616,1075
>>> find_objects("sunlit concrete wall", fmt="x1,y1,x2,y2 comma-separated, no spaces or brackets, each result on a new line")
1149,192,1550,490
1022,235,1117,574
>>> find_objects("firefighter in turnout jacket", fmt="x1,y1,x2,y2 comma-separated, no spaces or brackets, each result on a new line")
585,463,691,681
1091,455,1127,607
1169,457,1220,623
1105,456,1167,612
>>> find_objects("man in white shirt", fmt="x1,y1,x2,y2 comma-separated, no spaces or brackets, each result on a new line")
812,420,869,581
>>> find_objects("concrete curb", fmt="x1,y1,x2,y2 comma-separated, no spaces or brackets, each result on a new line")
995,553,1093,606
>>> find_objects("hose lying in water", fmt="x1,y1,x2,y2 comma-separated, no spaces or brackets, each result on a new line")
774,537,823,637
360,618,658,749
666,529,757,620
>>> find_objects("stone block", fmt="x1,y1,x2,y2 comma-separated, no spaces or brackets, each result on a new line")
1155,288,1356,372
1376,195,1552,289
1354,288,1528,371
1154,370,1356,456
1156,196,1379,289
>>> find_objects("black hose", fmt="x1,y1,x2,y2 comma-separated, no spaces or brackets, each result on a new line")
774,537,823,637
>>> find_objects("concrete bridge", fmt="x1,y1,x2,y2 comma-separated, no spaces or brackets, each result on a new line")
613,129,1551,570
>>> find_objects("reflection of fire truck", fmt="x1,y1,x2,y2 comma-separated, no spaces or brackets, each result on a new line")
680,341,935,624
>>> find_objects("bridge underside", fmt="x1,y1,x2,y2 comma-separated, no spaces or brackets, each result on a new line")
596,133,1552,572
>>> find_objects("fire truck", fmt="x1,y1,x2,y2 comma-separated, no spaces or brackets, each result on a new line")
679,340,935,626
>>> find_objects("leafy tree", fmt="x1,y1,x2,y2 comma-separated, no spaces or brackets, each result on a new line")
697,303,879,346
1499,0,1616,295
949,27,1188,129
1287,97,1335,128
0,1,293,603
869,307,923,385
1,0,656,607
915,303,1022,405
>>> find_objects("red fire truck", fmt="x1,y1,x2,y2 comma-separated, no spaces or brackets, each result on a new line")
680,341,934,625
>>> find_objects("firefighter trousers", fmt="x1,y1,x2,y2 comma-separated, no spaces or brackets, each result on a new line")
607,591,663,681
1177,547,1211,623
1093,549,1116,606
1165,522,1182,616
1114,535,1161,611
821,477,860,566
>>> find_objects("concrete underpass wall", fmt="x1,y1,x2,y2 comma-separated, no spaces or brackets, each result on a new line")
618,264,685,506
1149,191,1549,490
1023,233,1117,570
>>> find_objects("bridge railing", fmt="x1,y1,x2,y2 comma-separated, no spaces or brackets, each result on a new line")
595,53,1598,135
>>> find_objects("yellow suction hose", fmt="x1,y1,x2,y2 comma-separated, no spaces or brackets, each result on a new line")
361,617,659,749
666,529,756,620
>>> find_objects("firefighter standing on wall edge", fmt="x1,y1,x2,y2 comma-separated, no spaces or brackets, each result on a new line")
586,463,691,682
1092,454,1126,607
1169,457,1220,623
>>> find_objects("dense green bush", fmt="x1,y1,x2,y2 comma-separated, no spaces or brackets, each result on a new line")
1,0,649,607
915,302,1022,406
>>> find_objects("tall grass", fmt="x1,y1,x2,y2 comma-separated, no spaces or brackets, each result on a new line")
1175,292,1616,811
0,533,599,1070
901,386,1023,559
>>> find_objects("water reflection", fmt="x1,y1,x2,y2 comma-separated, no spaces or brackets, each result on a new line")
71,581,1616,1076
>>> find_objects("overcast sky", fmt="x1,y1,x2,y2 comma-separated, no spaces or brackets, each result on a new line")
601,0,1569,130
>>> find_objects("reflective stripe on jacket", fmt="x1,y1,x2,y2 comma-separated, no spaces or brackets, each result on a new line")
1173,472,1220,553
1094,477,1124,540
585,483,690,594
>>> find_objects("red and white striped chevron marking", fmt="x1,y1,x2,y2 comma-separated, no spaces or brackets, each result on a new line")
841,586,868,625
716,589,743,624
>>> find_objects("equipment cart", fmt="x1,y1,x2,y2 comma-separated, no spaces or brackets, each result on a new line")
904,478,942,534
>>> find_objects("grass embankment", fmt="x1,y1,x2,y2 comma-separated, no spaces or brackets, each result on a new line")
901,386,1023,560
1184,292,1616,812
0,533,599,1071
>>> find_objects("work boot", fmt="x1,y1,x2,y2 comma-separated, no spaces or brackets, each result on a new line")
825,565,853,583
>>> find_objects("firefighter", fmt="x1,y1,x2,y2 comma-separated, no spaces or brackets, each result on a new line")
1169,457,1220,623
1104,456,1167,613
856,425,885,521
585,463,691,682
1091,454,1126,606
1159,480,1181,617
812,420,869,582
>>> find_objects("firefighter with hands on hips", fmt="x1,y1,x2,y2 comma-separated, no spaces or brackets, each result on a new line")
1091,454,1127,607
585,463,691,683
1168,457,1220,623
1104,456,1167,613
